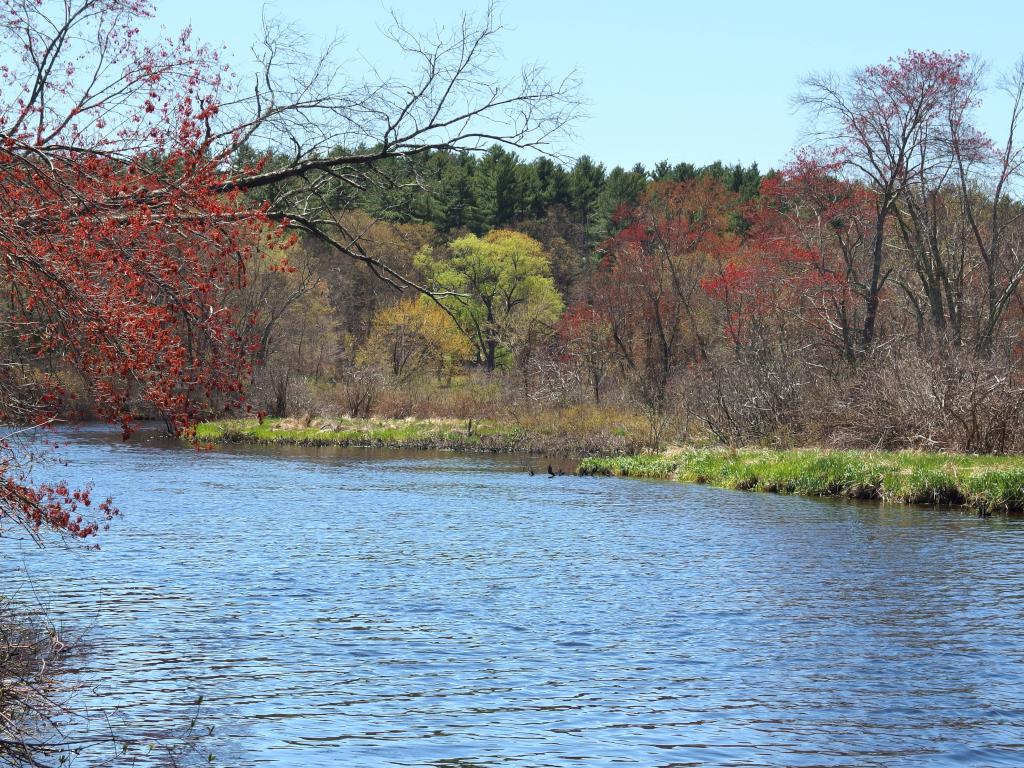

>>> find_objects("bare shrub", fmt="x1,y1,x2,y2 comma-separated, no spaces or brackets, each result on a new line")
1,596,219,767
685,347,808,447
0,602,68,766
336,366,385,419
811,344,1024,453
525,350,587,409
372,387,418,420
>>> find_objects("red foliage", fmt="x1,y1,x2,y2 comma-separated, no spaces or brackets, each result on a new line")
0,0,278,540
818,50,990,181
702,157,876,353
591,178,740,382
557,302,604,347
556,302,611,399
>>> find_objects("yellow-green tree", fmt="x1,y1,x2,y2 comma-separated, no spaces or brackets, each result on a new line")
358,298,471,383
416,230,563,371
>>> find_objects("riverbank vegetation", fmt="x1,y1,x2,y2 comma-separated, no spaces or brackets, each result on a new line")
197,412,650,456
579,449,1024,514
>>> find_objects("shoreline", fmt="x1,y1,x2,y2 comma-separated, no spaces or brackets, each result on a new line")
578,449,1024,515
196,419,1024,514
195,417,526,452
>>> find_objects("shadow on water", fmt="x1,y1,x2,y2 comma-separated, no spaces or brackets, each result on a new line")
3,425,1024,767
102,423,583,477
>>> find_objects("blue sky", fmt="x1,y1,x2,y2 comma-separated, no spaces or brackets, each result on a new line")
157,1,1024,171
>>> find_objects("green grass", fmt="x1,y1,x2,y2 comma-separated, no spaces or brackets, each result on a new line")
195,408,652,456
194,416,526,452
577,448,1024,514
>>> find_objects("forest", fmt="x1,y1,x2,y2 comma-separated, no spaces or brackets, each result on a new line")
232,51,1024,456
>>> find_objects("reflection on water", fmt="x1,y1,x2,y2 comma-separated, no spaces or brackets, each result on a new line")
3,426,1024,766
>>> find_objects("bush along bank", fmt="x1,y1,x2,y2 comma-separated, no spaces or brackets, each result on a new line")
577,448,1024,514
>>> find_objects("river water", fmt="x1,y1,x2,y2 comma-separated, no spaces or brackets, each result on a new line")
3,426,1024,766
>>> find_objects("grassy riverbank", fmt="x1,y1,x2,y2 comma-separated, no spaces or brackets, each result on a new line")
196,416,522,451
578,449,1024,514
195,413,649,455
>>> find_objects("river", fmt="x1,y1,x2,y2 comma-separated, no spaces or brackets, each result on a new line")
3,426,1024,766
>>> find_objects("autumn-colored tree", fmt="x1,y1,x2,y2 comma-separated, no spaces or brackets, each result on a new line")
557,302,612,404
0,0,278,544
358,298,470,383
799,51,985,349
725,157,876,362
417,230,563,371
885,58,1024,351
592,178,740,413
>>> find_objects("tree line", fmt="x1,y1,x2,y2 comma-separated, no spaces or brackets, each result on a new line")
248,50,1024,457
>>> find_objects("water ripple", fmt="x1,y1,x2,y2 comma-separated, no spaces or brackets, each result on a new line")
2,427,1024,766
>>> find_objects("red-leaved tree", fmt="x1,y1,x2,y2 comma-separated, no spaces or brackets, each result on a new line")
0,0,279,541
730,156,876,361
586,178,740,445
593,178,740,406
